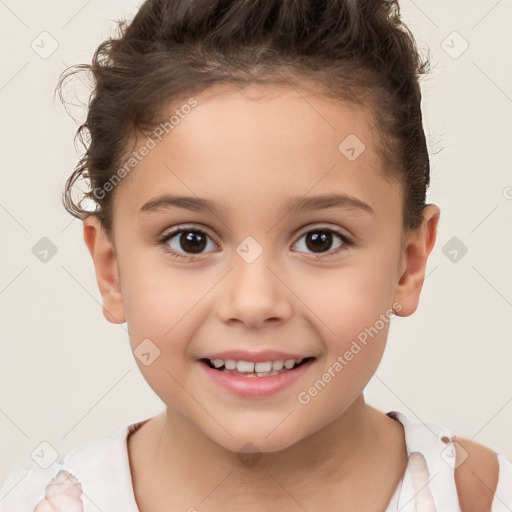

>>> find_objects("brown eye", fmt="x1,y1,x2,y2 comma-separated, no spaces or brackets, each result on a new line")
159,225,350,261
161,228,218,259
177,231,208,253
293,228,348,257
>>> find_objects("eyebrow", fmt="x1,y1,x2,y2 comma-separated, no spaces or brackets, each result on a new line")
139,192,374,216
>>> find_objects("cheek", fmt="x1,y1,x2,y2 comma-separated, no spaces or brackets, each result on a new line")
121,256,215,369
290,252,396,387
120,254,188,349
293,254,396,331
296,287,393,424
120,264,203,404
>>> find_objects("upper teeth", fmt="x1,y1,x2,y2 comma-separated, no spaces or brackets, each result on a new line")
210,358,303,372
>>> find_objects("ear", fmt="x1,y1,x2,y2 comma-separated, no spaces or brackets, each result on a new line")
393,204,440,317
82,215,126,324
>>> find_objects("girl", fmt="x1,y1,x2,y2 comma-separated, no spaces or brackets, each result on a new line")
1,0,511,510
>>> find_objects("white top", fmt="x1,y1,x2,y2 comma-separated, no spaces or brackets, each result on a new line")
1,410,511,511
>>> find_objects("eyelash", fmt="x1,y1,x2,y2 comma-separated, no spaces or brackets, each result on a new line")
158,225,352,261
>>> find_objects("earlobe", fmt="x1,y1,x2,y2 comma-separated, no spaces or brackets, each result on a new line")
393,204,440,317
82,215,126,324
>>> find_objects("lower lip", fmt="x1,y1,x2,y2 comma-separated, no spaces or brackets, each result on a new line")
198,359,315,398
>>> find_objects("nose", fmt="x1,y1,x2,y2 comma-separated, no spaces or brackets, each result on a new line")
216,253,293,330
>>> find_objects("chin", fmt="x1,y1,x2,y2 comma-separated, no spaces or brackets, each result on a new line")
209,423,304,456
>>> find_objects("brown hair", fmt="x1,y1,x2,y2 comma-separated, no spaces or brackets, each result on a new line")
57,0,432,238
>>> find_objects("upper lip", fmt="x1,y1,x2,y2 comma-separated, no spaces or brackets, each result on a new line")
200,350,315,363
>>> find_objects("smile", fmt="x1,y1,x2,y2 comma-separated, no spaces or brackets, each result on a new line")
198,357,316,397
202,357,313,377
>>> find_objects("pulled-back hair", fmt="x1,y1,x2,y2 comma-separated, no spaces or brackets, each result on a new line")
58,0,432,237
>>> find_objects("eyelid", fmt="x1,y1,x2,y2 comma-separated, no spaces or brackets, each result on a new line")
159,222,352,245
295,223,352,242
159,223,221,243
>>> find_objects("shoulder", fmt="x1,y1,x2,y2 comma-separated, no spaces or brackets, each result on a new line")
452,435,500,512
0,424,131,511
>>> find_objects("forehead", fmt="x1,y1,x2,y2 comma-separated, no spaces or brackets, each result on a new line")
113,83,401,224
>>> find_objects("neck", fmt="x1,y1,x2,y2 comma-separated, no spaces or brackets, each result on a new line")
129,395,406,510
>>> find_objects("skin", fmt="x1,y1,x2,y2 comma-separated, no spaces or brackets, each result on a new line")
83,82,441,511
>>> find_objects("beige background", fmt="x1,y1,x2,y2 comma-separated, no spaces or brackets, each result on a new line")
1,0,511,486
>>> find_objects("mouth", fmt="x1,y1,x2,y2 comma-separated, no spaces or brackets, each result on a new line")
199,356,316,378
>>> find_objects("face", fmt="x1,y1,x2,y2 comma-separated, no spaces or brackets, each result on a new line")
84,83,439,453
